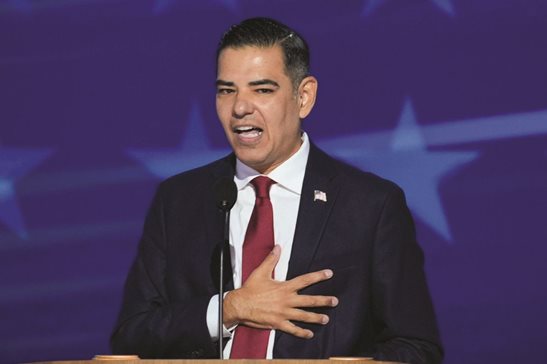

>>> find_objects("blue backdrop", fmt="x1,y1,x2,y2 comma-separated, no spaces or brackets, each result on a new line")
1,1,547,363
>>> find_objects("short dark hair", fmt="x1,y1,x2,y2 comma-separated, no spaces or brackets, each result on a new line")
217,17,310,90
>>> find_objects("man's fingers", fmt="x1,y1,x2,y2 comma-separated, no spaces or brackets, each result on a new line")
289,294,339,309
251,245,281,278
238,258,338,336
287,269,334,291
285,308,330,325
277,320,314,339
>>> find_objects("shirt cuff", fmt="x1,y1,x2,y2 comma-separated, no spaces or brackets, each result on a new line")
206,293,236,340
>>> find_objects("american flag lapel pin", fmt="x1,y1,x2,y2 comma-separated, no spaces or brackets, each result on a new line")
314,190,327,202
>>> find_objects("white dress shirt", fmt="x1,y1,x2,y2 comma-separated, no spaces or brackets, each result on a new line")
206,132,310,358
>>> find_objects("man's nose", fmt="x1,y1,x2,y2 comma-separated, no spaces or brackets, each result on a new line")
232,92,253,118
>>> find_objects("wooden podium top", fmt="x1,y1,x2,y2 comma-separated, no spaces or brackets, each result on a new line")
26,358,404,364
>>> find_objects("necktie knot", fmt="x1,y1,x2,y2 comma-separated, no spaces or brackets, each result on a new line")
251,176,275,199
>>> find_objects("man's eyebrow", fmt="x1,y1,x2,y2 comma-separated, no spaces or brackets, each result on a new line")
216,80,234,87
248,79,279,87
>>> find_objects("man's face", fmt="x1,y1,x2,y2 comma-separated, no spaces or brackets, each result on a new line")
216,45,310,174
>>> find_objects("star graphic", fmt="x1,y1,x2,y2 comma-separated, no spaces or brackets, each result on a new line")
126,102,230,179
153,0,239,14
319,99,478,242
362,0,455,16
0,147,53,239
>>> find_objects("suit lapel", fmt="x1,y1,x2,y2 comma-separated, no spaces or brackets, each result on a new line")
274,143,341,354
285,143,340,280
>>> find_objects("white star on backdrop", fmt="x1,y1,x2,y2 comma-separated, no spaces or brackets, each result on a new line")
362,0,455,16
319,99,478,241
0,147,53,239
126,102,230,179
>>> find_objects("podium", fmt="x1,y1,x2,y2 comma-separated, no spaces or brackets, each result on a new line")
25,357,404,364
25,359,404,364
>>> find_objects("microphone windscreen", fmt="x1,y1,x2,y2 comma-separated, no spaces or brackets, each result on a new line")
213,176,237,211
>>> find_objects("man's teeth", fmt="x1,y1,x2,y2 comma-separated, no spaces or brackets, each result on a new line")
234,126,263,135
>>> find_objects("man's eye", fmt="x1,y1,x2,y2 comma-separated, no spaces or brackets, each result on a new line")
256,88,274,94
217,88,234,95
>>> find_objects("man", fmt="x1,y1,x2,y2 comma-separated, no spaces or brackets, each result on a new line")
111,17,443,364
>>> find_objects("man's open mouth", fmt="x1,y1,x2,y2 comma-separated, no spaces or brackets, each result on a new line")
233,126,263,137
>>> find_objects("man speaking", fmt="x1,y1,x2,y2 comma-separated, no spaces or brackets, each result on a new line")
111,17,443,364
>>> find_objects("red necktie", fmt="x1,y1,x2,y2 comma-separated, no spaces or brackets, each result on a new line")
230,176,276,359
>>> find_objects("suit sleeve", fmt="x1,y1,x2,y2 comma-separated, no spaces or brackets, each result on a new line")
110,186,217,359
371,186,444,364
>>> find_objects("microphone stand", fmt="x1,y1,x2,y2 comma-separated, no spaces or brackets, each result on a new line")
213,176,237,360
219,202,230,359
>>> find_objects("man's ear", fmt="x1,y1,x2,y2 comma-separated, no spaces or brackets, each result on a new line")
297,76,318,119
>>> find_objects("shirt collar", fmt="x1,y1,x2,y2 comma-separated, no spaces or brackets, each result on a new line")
234,132,310,195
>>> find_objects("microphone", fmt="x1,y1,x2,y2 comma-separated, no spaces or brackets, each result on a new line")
214,176,237,212
212,176,237,359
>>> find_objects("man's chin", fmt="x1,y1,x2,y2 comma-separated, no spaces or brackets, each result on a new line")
235,154,270,174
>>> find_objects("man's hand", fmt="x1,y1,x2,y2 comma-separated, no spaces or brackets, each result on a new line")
223,245,338,339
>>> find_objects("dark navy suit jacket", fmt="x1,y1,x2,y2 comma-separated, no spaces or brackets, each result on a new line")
111,143,443,364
